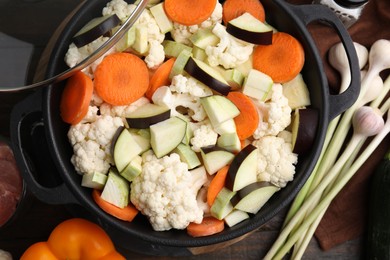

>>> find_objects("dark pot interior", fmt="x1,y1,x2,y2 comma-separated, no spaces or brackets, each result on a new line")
21,0,349,254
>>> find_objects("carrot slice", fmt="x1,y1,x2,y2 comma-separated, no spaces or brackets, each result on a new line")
227,91,260,140
164,0,217,26
92,189,138,222
187,216,225,237
207,165,230,207
145,57,176,100
252,32,305,83
94,52,149,106
222,0,266,25
60,71,93,125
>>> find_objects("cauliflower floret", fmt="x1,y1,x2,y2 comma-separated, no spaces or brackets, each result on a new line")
170,74,213,97
144,40,165,69
205,23,254,69
134,9,166,68
102,0,135,21
91,92,104,106
253,84,292,139
99,96,150,118
130,153,207,231
190,123,218,152
64,37,116,76
152,86,208,122
252,133,298,188
103,0,165,68
81,105,100,123
137,8,165,43
170,2,222,45
68,115,124,175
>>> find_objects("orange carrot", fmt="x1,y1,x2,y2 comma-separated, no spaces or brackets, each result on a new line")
252,32,305,83
92,189,138,222
187,216,225,237
94,52,149,106
164,0,217,26
227,91,260,140
207,165,230,207
145,57,176,100
222,0,266,25
60,71,93,125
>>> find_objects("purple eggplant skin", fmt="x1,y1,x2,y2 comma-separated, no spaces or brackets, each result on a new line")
230,181,275,206
200,145,230,154
226,24,273,45
110,126,125,157
292,108,319,154
225,144,257,191
72,14,121,48
126,109,171,129
184,57,231,96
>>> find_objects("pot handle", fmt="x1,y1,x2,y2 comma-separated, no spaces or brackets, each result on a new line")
289,3,361,121
10,91,79,205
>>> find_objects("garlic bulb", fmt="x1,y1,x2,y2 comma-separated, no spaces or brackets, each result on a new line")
353,106,385,137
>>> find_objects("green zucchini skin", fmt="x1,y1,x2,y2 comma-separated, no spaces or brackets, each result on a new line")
367,150,390,260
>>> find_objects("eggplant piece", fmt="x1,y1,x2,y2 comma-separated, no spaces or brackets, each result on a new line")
72,14,121,48
225,144,258,191
291,108,319,154
113,128,143,172
200,145,235,175
126,103,171,129
226,13,273,45
200,95,240,126
224,209,250,227
184,57,231,95
231,181,280,214
150,117,187,158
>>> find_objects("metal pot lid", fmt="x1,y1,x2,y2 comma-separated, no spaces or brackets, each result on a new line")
0,0,148,92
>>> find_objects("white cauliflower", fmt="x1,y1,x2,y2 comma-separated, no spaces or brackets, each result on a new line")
64,37,116,76
205,23,254,69
134,9,166,68
253,84,292,139
102,0,136,21
170,74,213,97
99,96,150,118
68,114,124,175
190,123,218,152
144,40,165,69
252,132,298,188
170,1,222,45
152,86,208,122
103,0,165,68
130,153,207,231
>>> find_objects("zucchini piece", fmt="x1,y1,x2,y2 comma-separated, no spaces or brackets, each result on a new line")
81,172,107,189
150,2,173,34
163,40,192,58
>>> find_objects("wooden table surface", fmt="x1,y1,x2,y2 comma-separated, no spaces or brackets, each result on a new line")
0,0,364,259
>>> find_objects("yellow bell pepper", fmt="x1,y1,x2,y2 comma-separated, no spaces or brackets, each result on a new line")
20,218,125,260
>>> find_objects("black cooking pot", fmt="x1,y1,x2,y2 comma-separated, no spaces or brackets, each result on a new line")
10,0,360,256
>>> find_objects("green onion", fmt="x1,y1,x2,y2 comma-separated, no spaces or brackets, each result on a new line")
265,39,390,260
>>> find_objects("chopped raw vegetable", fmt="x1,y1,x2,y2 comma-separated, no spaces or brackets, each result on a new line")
60,71,93,125
164,0,217,26
253,32,305,83
94,52,149,106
